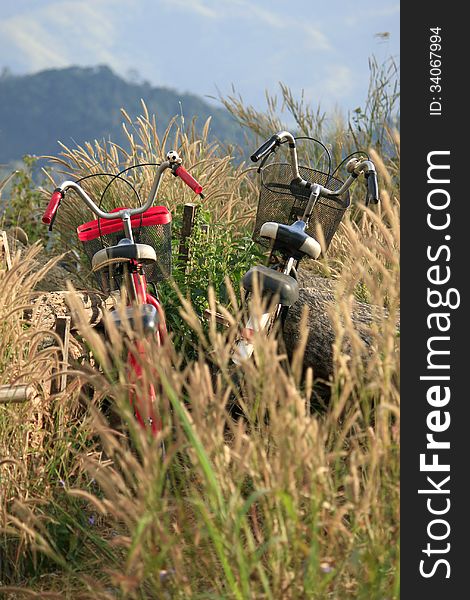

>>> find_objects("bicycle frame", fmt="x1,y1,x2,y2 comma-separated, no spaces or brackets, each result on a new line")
233,132,379,365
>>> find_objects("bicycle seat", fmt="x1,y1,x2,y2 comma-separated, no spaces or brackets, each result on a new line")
92,238,157,272
259,220,321,259
242,265,299,307
108,303,159,335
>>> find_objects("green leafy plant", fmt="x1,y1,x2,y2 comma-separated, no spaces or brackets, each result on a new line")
1,155,46,244
161,205,264,356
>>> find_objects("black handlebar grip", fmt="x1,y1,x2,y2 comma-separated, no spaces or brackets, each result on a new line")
365,171,380,205
250,135,279,162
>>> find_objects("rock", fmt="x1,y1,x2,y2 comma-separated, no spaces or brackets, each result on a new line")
282,272,398,388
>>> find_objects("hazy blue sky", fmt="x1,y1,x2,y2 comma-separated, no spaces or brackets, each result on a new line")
0,0,399,113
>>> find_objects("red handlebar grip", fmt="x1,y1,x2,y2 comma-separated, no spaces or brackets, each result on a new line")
175,165,203,195
42,190,63,224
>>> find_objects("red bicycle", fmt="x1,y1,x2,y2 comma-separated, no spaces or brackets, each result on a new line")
42,150,203,436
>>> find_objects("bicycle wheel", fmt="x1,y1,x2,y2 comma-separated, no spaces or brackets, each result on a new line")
127,338,162,436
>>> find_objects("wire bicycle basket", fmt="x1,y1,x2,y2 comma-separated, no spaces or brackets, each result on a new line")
253,145,350,253
77,206,172,294
253,163,350,253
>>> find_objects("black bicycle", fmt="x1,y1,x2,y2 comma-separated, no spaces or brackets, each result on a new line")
231,130,380,364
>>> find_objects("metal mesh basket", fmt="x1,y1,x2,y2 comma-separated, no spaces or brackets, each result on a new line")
253,163,350,253
77,207,172,294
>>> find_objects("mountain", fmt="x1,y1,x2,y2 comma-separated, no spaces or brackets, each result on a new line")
0,66,245,164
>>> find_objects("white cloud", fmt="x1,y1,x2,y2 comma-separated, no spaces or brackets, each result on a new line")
231,0,331,50
0,0,132,72
0,12,63,70
301,24,331,51
300,64,355,106
160,0,331,51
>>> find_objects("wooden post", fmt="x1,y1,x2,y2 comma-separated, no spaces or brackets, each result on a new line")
51,315,71,394
178,202,198,265
0,384,36,404
0,230,12,270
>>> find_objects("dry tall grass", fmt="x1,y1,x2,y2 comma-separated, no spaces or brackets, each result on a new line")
40,105,258,257
1,93,399,598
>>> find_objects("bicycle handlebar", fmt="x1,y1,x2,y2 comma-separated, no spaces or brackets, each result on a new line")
42,152,204,229
251,131,300,178
297,159,379,223
252,130,380,206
